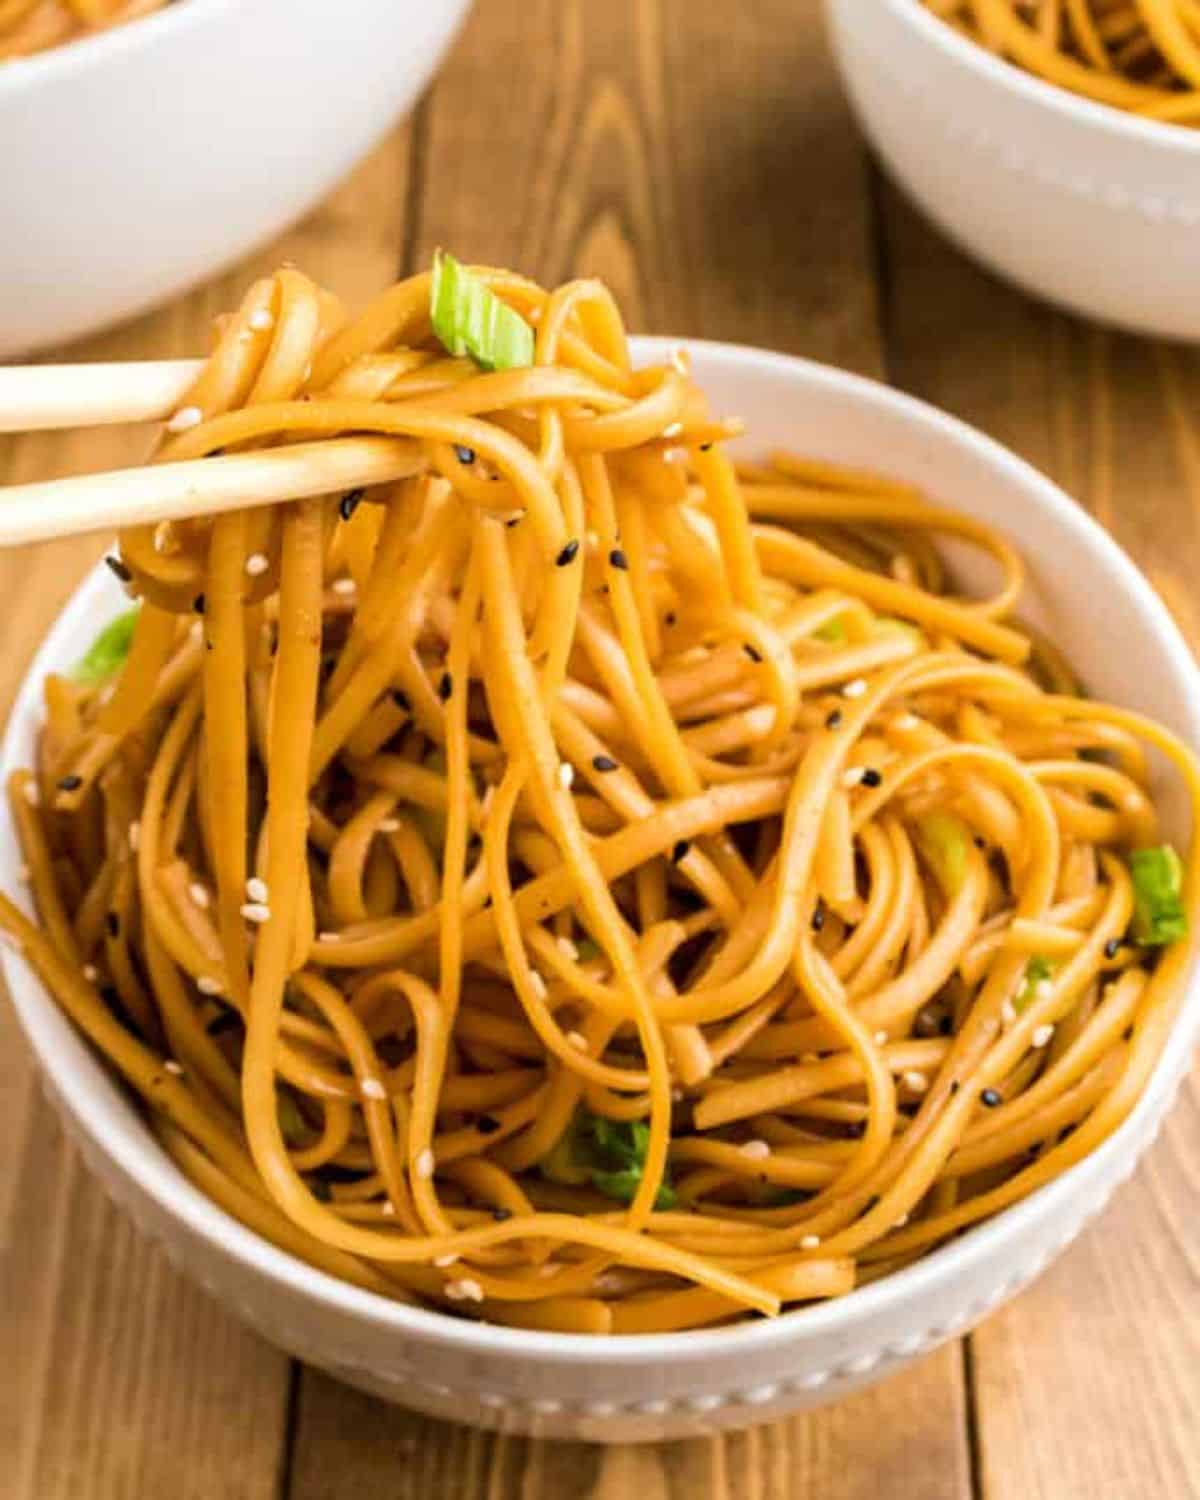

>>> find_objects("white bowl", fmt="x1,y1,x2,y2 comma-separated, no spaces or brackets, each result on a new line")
3,338,1199,1442
825,0,1200,341
0,0,471,356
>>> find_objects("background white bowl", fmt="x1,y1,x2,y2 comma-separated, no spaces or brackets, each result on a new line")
0,0,471,356
2,337,1199,1443
825,0,1200,341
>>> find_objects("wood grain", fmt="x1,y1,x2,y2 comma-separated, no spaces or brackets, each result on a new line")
0,130,413,1500
878,178,1200,1500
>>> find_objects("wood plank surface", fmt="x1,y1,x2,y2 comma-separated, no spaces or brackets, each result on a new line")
878,182,1200,1500
1,0,1197,1495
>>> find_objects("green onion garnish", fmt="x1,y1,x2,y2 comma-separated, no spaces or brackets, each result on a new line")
1129,845,1188,947
1014,954,1056,1013
541,1107,675,1208
814,616,847,643
71,606,140,685
430,251,534,372
915,811,971,898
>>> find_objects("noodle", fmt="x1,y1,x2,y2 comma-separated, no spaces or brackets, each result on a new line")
0,0,169,60
925,0,1200,121
3,262,1196,1335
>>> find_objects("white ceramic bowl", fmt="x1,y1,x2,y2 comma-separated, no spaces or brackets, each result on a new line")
0,0,471,356
825,0,1200,341
3,338,1199,1443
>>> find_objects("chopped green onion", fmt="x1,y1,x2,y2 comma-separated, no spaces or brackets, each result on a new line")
914,811,971,898
1129,845,1188,947
814,616,847,643
1014,954,1056,1013
430,251,534,372
540,1107,675,1208
72,606,140,685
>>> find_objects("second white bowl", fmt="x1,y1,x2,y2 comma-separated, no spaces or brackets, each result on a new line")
825,0,1200,341
2,337,1198,1441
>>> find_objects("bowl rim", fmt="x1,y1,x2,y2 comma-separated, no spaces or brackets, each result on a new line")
874,0,1200,154
0,0,236,91
4,334,1199,1366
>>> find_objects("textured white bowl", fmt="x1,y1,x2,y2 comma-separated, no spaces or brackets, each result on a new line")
0,0,471,355
825,0,1200,340
3,338,1199,1442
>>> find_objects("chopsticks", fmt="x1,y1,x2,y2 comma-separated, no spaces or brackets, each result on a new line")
0,360,424,545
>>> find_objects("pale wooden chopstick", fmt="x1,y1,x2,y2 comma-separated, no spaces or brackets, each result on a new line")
0,360,202,432
0,437,424,546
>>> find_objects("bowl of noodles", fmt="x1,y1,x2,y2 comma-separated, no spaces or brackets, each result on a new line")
1,263,1198,1442
825,0,1200,340
0,0,472,355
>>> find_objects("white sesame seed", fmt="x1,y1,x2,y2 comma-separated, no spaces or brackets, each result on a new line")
197,976,223,996
1001,999,1018,1027
874,1030,889,1045
671,1087,684,1103
445,1278,484,1303
189,619,204,642
331,577,357,597
556,935,579,962
245,553,269,577
240,902,271,924
902,1070,929,1094
528,970,548,1001
360,1077,387,1101
246,876,269,904
318,930,342,943
1034,979,1054,1002
380,1200,396,1217
557,761,575,791
164,1060,184,1076
166,405,203,434
434,1253,458,1268
566,1031,588,1052
415,1149,435,1180
1032,1024,1055,1048
22,781,40,808
82,964,99,983
249,308,274,331
841,766,867,789
842,678,868,699
739,1139,771,1161
895,1213,910,1227
189,882,210,909
892,712,919,731
378,817,400,833
663,421,684,438
800,1234,821,1250
128,822,140,852
0,930,23,954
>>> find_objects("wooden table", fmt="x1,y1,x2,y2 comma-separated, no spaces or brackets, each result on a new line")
2,2,1197,1495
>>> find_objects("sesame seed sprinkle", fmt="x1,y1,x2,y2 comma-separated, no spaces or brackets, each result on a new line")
361,1077,387,1101
249,308,275,331
800,1234,821,1250
663,421,684,438
189,882,210,909
842,766,866,789
331,577,357,597
893,712,919,731
528,971,548,1000
557,761,575,790
240,902,271,924
83,964,99,983
197,976,223,996
415,1149,435,1180
1034,979,1054,1001
739,1139,771,1161
318,931,342,943
902,1070,929,1094
843,678,868,699
166,405,203,434
566,1030,588,1052
592,754,619,773
434,1253,459,1268
444,1278,484,1303
164,1060,184,1076
874,1030,889,1045
378,817,401,833
245,553,269,577
1032,1024,1055,1048
246,876,269,904
380,1200,396,1217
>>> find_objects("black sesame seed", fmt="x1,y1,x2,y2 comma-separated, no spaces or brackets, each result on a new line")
950,1080,960,1094
438,673,453,702
744,644,762,663
339,488,365,522
104,555,132,583
864,1195,881,1214
699,442,713,452
609,548,629,571
939,1015,954,1036
57,774,83,792
981,1088,1002,1108
973,835,986,849
825,709,843,730
454,445,476,466
476,1114,502,1136
860,768,882,788
193,593,206,614
1104,937,1121,960
105,911,120,938
665,612,677,626
671,839,690,863
491,1206,513,1222
391,689,410,712
505,514,523,528
811,902,826,933
592,754,619,773
556,538,580,567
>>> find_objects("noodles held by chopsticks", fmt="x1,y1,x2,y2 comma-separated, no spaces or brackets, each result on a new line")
925,0,1200,122
3,260,1196,1335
